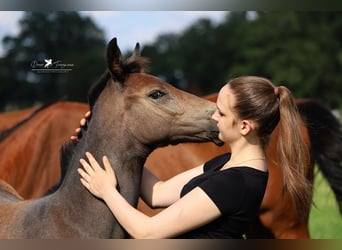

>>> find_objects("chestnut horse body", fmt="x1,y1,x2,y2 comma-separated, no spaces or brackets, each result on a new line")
2,98,341,239
0,38,220,238
0,106,38,133
1,73,342,238
0,102,88,199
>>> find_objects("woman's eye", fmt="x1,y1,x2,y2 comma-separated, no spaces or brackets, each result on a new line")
148,90,166,99
219,111,224,116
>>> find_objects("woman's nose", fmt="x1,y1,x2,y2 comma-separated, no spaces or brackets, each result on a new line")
211,110,218,121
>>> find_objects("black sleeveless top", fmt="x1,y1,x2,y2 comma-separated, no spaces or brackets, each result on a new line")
175,153,268,239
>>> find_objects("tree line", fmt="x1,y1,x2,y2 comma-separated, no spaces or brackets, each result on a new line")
1,11,341,112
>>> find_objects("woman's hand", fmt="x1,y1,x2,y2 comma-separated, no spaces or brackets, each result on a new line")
70,111,91,142
78,152,117,200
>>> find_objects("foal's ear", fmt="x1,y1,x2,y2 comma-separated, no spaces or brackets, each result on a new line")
106,38,147,80
124,42,140,64
106,37,124,81
132,42,140,57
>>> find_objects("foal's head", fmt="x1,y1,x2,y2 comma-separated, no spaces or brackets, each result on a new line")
86,37,221,151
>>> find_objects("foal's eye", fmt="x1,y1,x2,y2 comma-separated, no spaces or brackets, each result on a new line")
148,90,166,99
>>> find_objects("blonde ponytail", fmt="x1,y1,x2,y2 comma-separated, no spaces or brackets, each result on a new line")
276,86,312,220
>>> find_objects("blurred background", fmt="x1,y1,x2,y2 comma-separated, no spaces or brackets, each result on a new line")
0,11,341,238
0,11,341,113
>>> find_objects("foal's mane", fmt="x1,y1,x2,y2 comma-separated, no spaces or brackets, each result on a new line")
56,53,149,186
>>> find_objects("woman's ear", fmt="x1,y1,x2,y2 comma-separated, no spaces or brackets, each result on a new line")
240,120,254,136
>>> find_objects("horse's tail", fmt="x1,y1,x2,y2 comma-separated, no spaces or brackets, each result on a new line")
297,99,342,214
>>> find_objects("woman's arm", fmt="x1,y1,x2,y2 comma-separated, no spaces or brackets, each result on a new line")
105,185,220,239
78,152,221,239
140,164,204,208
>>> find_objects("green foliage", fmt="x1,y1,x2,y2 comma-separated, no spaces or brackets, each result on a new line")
0,11,106,110
142,11,342,109
1,11,342,110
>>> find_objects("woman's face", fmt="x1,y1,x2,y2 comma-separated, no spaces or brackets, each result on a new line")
211,84,241,143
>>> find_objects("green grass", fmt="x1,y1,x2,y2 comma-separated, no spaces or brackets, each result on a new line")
309,167,342,238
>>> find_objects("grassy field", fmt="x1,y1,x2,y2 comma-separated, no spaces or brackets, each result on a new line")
309,167,342,239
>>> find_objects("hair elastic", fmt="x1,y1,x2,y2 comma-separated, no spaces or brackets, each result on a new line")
274,87,279,97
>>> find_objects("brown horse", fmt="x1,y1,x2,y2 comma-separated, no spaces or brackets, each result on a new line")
1,93,341,239
2,92,341,239
0,101,88,199
1,73,341,238
0,38,220,238
0,106,38,133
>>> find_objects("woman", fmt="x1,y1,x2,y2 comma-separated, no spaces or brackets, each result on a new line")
76,76,311,239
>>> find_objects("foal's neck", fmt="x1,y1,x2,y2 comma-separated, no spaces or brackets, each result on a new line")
52,107,150,238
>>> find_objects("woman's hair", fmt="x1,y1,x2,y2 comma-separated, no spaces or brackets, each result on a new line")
227,76,312,220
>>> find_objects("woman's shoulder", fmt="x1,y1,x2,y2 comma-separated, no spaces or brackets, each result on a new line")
204,153,231,172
